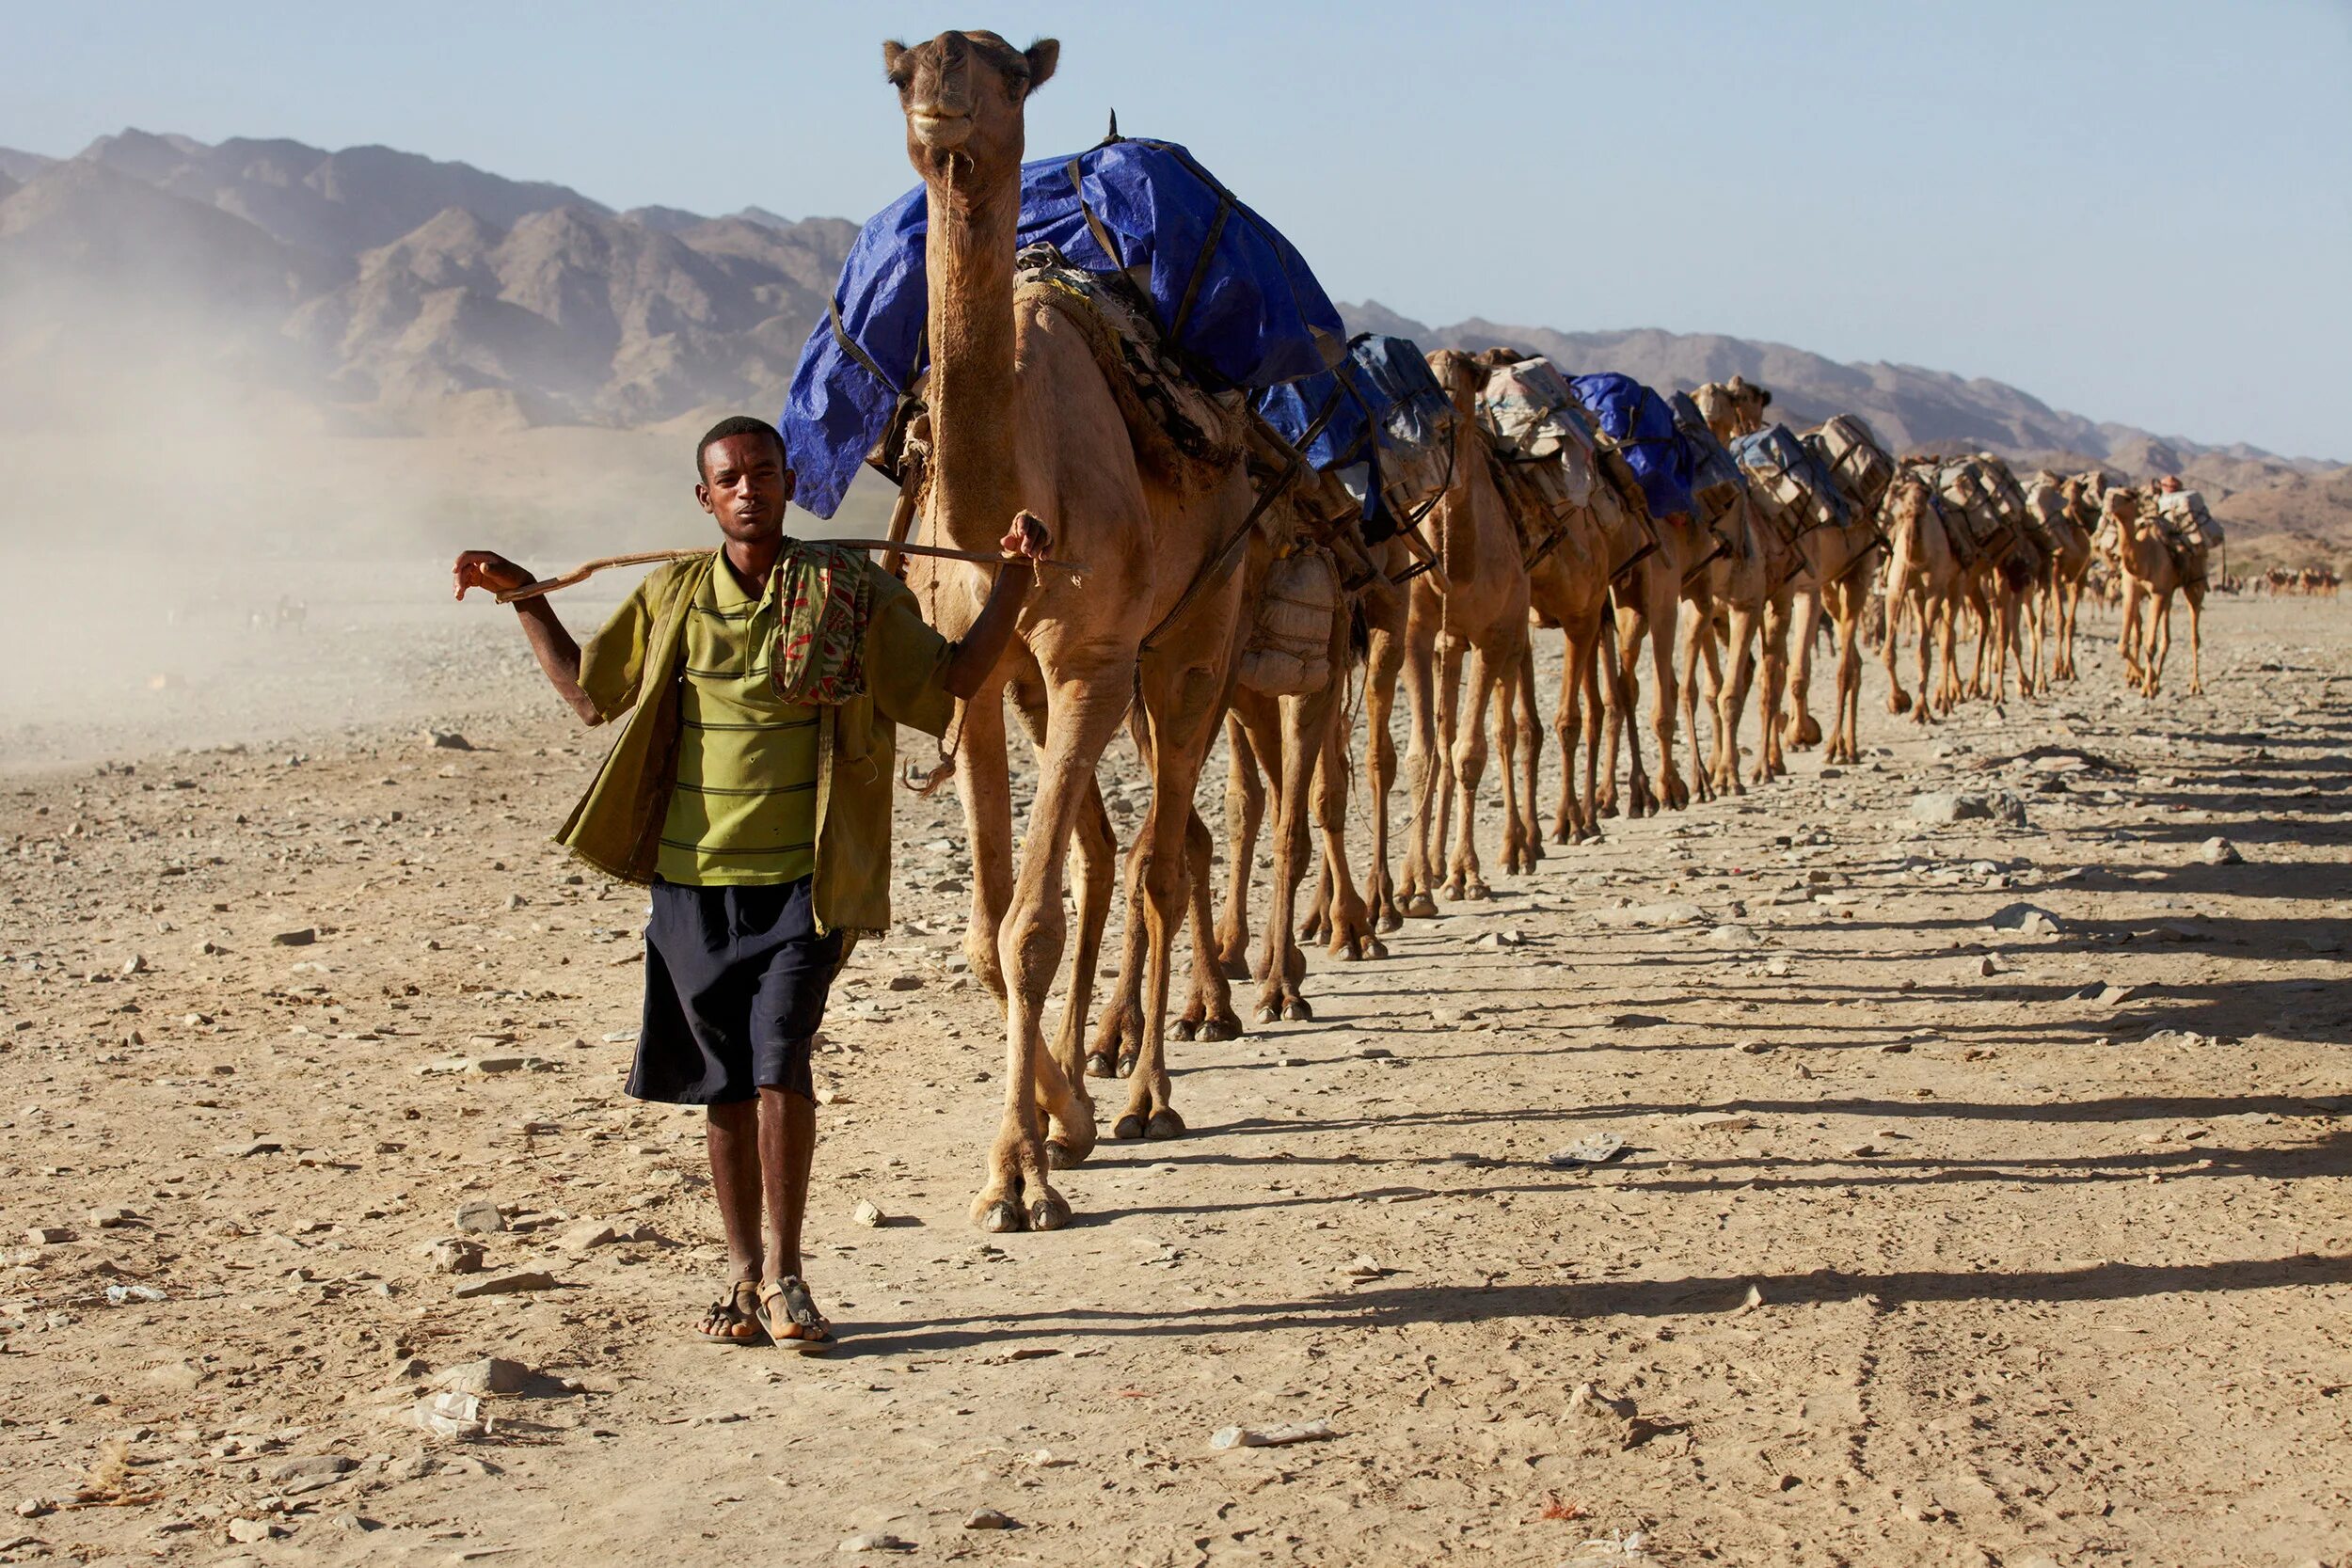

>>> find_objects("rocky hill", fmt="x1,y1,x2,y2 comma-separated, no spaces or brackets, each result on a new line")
1342,303,2335,497
0,131,855,431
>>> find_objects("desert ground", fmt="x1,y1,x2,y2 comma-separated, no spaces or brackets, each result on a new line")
1,583,2347,1568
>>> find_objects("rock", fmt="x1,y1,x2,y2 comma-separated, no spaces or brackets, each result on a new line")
1474,928,1526,950
1546,1133,1629,1167
1595,900,1708,929
269,1455,357,1483
1566,1382,1637,1423
851,1199,885,1228
213,1136,283,1158
836,1533,911,1554
962,1510,1016,1530
1979,956,2002,977
883,974,923,991
226,1517,280,1543
411,1390,488,1440
2197,836,2243,865
436,1357,532,1396
427,729,474,751
14,1498,50,1519
453,1200,505,1234
120,954,149,975
270,928,317,947
1910,791,1985,824
427,1240,485,1275
23,1226,72,1245
1208,1419,1337,1450
1681,1111,1757,1133
452,1270,556,1300
1990,902,2063,937
1342,1255,1388,1279
1705,924,1759,949
559,1222,619,1252
469,1055,550,1075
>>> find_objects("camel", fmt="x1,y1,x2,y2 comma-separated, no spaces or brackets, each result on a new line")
1878,462,1970,722
2104,486,2206,696
1520,479,1623,845
2024,471,2096,685
884,29,1274,1231
1395,349,1535,906
1693,376,1771,444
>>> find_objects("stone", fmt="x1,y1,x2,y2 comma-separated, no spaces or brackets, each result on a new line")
1989,902,2063,937
451,1270,556,1300
1546,1133,1629,1167
270,928,317,947
1208,1419,1337,1450
851,1199,885,1228
1682,1112,1757,1133
437,1358,533,1396
2197,836,2243,865
1594,900,1708,929
214,1136,283,1158
120,954,149,975
1910,791,1986,824
23,1226,73,1245
427,729,474,751
453,1200,505,1234
226,1518,279,1543
268,1455,356,1483
1705,924,1760,949
560,1222,619,1253
836,1533,911,1554
468,1055,549,1075
883,974,923,991
962,1509,1015,1530
427,1240,484,1275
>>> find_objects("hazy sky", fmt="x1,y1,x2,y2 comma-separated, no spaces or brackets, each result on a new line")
5,0,2347,458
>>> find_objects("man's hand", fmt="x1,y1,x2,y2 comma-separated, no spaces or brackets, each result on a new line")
1000,512,1052,564
453,551,534,602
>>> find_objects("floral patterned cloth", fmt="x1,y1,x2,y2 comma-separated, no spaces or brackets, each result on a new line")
770,541,874,706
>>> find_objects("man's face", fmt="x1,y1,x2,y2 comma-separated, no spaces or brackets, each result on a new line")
696,435,792,544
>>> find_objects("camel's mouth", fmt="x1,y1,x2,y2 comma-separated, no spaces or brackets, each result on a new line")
910,110,974,150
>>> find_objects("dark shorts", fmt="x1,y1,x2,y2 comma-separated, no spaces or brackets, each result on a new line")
629,877,844,1104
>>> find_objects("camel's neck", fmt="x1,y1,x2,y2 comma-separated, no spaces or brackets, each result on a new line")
922,163,1025,555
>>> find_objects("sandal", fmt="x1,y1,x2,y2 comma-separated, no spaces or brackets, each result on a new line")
755,1275,834,1354
698,1279,762,1345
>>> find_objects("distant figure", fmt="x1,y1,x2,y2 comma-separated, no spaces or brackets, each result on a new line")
453,415,1047,1352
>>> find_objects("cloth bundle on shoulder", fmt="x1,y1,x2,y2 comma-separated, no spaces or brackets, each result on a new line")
1808,414,1896,512
1666,390,1749,531
1257,333,1456,543
770,542,875,706
1733,424,1850,534
1478,356,1597,512
1568,373,1696,522
1237,546,1343,696
779,135,1345,518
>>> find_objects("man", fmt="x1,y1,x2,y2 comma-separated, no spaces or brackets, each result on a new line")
453,415,1041,1350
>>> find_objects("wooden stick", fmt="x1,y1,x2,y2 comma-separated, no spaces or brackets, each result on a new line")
493,537,1087,603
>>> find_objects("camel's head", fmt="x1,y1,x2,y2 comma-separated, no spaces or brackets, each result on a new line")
1424,348,1485,410
1693,378,1771,441
883,30,1057,179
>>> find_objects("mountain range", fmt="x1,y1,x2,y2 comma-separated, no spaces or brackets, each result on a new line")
0,128,2338,516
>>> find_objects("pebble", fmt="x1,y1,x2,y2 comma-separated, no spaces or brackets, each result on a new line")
23,1226,73,1245
427,1240,485,1275
427,728,474,751
436,1357,533,1396
1209,1418,1337,1450
852,1199,885,1227
1705,924,1759,949
1594,900,1708,929
226,1518,280,1544
268,1455,357,1483
1682,1112,1758,1132
451,1269,556,1300
962,1508,1015,1530
213,1137,283,1157
2197,836,2243,865
453,1199,505,1234
1989,902,2063,937
837,1533,911,1554
560,1222,620,1252
270,928,317,947
884,974,923,991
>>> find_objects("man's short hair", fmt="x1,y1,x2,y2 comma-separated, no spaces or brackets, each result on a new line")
696,416,788,481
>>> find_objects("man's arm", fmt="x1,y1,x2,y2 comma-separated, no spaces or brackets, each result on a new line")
943,515,1051,701
453,551,600,723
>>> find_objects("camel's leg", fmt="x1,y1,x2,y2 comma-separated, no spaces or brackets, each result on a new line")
1254,679,1336,1022
1613,601,1656,817
1963,586,1993,701
1675,605,1713,805
1577,620,1605,836
1549,628,1586,842
1829,583,1866,765
1361,615,1408,930
2185,589,2204,694
974,673,1134,1234
1313,682,1384,960
2147,591,2173,697
1397,613,1444,918
1645,594,1689,811
1168,808,1240,1045
1447,638,1503,899
1114,656,1236,1148
1214,705,1266,982
1721,599,1762,795
955,686,1016,1005
1041,770,1110,1169
1756,588,1792,781
1503,641,1542,871
1086,831,1149,1078
1429,635,1477,899
1783,584,1823,750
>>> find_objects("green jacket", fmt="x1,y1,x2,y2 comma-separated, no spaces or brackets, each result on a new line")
555,550,955,937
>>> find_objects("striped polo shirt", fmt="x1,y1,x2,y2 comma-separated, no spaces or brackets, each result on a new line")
655,558,818,885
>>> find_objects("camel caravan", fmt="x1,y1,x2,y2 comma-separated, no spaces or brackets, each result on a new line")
778,29,2240,1232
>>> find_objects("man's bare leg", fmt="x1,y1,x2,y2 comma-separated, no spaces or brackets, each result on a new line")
757,1078,830,1346
702,1101,763,1342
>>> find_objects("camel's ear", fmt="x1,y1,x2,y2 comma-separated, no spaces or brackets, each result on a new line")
882,40,910,85
1757,389,1772,407
1024,39,1059,93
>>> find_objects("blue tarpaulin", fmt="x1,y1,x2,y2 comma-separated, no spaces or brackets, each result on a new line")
1666,390,1746,500
1568,372,1695,521
778,136,1344,518
1255,333,1453,542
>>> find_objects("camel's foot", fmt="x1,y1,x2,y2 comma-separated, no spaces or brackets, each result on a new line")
1175,997,1243,1042
1083,1050,1119,1080
1691,771,1716,805
1401,888,1439,920
973,1171,1064,1234
1216,945,1252,983
1594,790,1620,819
1298,911,1331,946
1659,770,1692,811
1888,689,1912,715
1502,843,1539,876
1441,871,1491,902
1112,1106,1187,1143
1786,714,1822,750
1327,907,1387,961
1255,985,1312,1025
1043,1102,1098,1169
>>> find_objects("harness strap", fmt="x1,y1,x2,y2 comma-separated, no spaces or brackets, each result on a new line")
1064,157,1126,273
